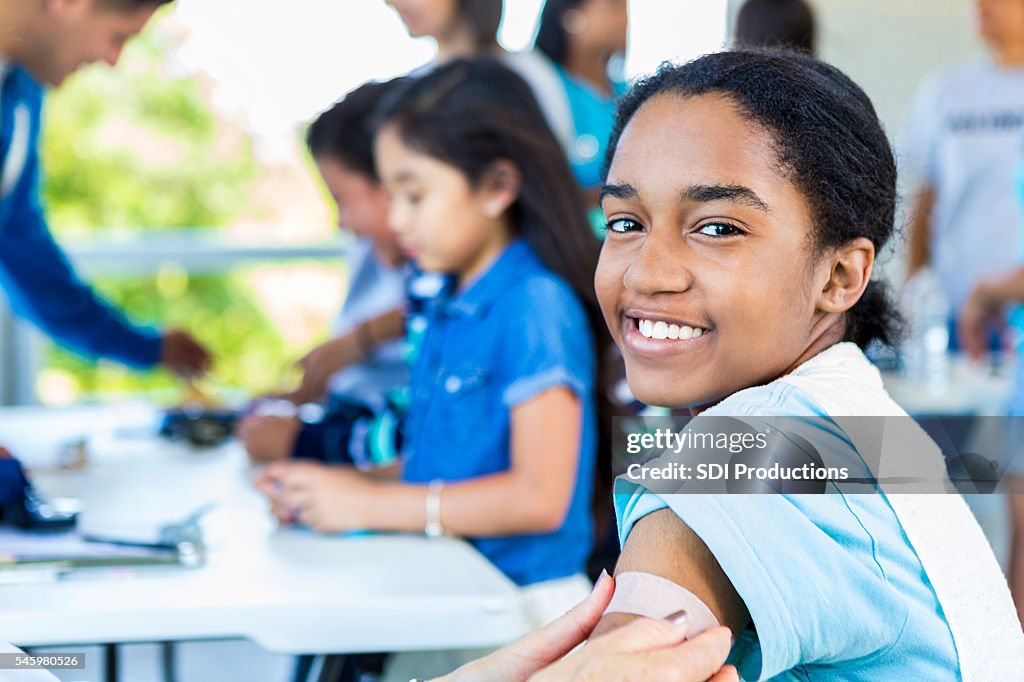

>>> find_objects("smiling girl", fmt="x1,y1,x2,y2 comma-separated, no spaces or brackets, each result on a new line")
590,50,1024,680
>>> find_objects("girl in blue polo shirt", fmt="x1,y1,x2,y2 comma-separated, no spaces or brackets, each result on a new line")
260,57,612,637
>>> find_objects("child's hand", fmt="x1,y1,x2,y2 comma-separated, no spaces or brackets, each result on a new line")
237,415,300,463
255,461,375,533
285,336,362,404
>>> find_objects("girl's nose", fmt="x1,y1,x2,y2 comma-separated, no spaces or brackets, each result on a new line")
623,234,694,295
387,204,408,236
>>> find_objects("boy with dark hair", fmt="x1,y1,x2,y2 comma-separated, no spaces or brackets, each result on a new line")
238,79,418,467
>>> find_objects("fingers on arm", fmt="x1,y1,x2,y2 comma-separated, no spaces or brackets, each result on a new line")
581,625,733,682
646,627,733,681
509,572,616,664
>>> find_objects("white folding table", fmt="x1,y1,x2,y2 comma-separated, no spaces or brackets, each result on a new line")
0,406,530,679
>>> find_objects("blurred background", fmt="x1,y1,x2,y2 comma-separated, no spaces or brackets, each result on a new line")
0,0,990,407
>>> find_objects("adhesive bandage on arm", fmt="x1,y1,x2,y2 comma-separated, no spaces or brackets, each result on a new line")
603,571,721,637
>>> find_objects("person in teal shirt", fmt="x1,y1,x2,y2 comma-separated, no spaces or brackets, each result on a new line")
0,0,210,376
534,0,629,193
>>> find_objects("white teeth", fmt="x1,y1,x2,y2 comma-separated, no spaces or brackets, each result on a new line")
636,318,706,341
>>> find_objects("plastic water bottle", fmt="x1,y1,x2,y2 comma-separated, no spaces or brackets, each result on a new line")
901,268,951,394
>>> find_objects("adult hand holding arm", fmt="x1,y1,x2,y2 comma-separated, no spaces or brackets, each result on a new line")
434,570,736,682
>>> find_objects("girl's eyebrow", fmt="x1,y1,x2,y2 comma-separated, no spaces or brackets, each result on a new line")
390,170,419,185
683,184,771,213
599,182,770,214
599,182,638,205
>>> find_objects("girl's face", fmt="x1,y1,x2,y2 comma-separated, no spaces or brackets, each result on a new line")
573,0,629,55
375,125,515,283
596,93,840,409
315,156,404,268
386,0,459,40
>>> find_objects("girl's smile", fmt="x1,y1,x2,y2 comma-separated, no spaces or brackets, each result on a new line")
621,311,712,359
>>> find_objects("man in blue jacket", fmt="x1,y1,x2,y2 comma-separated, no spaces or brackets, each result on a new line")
0,0,210,377
0,0,210,524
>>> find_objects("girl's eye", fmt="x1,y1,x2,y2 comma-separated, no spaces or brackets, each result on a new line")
697,222,743,237
606,218,642,234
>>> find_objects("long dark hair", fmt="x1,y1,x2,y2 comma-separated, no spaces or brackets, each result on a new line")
605,49,902,349
535,0,584,66
458,0,504,50
377,57,616,522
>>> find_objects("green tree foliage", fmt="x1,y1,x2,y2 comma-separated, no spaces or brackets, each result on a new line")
36,14,308,404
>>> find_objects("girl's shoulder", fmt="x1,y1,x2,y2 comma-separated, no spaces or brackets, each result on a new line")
490,246,585,312
705,343,907,419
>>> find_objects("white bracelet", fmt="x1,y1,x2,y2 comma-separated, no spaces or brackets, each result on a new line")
425,479,444,538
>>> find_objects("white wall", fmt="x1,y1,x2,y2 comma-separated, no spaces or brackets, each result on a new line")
725,0,989,279
727,0,985,139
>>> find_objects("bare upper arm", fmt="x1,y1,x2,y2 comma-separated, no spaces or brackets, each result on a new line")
591,507,750,638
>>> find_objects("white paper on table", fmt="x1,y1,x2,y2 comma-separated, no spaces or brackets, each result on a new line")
0,403,157,469
0,528,168,561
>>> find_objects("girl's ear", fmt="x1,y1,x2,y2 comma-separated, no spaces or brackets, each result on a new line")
818,237,875,314
480,159,522,219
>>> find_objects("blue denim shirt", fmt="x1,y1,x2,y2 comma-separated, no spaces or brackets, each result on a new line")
401,239,597,586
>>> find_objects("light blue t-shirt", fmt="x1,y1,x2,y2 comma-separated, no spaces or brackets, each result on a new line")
614,382,959,681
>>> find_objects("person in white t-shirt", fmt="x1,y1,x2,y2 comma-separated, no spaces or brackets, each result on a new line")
902,0,1024,344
